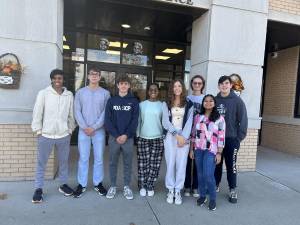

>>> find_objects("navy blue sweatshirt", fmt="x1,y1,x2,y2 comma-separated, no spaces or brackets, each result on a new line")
104,93,139,139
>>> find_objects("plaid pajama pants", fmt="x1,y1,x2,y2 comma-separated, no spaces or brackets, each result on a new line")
137,137,164,190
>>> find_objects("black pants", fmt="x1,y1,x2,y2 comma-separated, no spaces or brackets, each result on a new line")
214,137,240,189
184,156,198,190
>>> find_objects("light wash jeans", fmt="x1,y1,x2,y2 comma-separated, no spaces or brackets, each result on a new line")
77,128,105,187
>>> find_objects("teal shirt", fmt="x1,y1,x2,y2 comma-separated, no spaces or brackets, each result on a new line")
137,100,163,139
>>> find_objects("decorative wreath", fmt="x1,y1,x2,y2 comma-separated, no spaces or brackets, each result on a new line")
0,53,24,89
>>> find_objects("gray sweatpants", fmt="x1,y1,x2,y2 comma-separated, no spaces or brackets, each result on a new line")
108,135,134,187
34,135,71,189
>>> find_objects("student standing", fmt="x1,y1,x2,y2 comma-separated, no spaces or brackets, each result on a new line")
214,75,248,203
184,75,205,198
190,94,225,211
73,67,110,198
162,79,193,205
105,75,139,200
31,69,75,203
136,83,164,197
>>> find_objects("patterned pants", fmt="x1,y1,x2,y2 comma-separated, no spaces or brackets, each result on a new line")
137,137,164,190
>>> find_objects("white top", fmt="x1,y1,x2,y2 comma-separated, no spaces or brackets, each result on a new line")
171,107,185,129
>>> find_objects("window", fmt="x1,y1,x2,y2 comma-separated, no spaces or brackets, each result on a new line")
294,54,300,118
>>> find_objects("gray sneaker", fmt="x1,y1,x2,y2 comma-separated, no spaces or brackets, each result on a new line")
228,188,237,203
106,187,117,199
123,186,134,200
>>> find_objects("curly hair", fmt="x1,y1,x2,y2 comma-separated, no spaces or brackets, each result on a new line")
167,79,187,108
200,94,221,122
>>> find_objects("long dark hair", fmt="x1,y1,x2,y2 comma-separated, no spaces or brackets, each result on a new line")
200,94,220,122
167,79,187,108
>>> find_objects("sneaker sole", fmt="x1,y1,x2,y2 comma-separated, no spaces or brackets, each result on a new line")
174,201,182,205
58,188,73,197
209,206,216,211
197,198,207,206
32,199,43,203
106,195,115,199
124,196,134,200
94,188,107,196
166,199,174,204
229,197,237,203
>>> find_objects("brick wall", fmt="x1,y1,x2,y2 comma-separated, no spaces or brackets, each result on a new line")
0,124,55,181
269,0,300,15
261,46,300,155
261,122,300,155
263,46,299,117
237,129,258,172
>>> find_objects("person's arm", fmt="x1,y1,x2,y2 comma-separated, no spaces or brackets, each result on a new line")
181,106,194,140
124,100,139,138
104,99,120,138
31,91,45,135
91,92,111,130
68,94,76,134
136,104,142,137
237,99,248,142
217,116,226,150
74,91,88,129
162,102,178,136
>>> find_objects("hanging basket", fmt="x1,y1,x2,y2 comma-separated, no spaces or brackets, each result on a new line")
0,53,23,89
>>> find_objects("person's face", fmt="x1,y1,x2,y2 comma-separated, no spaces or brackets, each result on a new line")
173,81,183,96
203,96,215,110
117,81,130,94
148,85,159,100
88,70,101,85
51,74,64,88
218,79,232,94
192,78,203,92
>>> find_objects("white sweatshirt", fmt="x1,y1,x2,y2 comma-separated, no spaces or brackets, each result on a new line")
31,86,76,139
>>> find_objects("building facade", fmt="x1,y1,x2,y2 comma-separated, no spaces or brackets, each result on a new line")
0,0,299,181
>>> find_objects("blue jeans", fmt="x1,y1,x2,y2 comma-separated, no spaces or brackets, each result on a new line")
195,149,216,201
77,128,105,187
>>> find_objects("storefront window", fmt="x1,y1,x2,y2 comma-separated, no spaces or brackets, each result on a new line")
63,61,86,93
122,39,152,67
63,32,85,62
87,34,121,64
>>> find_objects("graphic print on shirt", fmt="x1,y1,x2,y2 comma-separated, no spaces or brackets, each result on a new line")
217,103,226,116
113,105,132,111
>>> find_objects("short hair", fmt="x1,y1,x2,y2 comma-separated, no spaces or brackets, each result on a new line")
190,75,206,93
50,69,64,80
147,83,159,91
117,75,131,84
88,66,100,74
218,75,232,84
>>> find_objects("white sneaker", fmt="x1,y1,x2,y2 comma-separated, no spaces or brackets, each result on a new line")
106,187,117,199
147,190,154,197
166,190,174,204
184,189,191,197
139,188,146,197
192,189,200,198
174,191,182,205
123,186,134,200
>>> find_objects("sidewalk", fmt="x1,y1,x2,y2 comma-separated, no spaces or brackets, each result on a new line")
0,146,299,225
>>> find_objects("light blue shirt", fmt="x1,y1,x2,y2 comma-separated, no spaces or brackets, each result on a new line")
74,86,110,130
137,100,163,139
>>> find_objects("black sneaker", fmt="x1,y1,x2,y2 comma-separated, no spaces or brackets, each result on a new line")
208,200,216,211
196,196,207,206
73,184,86,198
58,184,74,196
94,183,107,196
32,188,43,203
228,188,238,203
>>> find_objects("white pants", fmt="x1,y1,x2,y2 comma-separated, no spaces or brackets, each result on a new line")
164,133,190,192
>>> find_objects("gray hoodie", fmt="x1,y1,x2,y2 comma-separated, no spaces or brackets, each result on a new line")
215,90,248,142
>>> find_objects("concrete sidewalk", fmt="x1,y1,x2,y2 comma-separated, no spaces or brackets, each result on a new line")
0,146,300,225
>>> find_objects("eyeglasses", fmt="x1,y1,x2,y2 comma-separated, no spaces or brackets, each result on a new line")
193,82,203,86
89,72,100,76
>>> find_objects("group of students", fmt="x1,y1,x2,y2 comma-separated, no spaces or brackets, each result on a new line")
31,67,248,211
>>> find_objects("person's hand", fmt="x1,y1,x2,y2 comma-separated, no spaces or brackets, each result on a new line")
84,127,95,136
117,135,128,144
215,153,222,164
189,150,194,159
176,135,185,147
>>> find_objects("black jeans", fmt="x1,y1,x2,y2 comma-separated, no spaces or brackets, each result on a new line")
184,156,198,190
214,137,240,189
